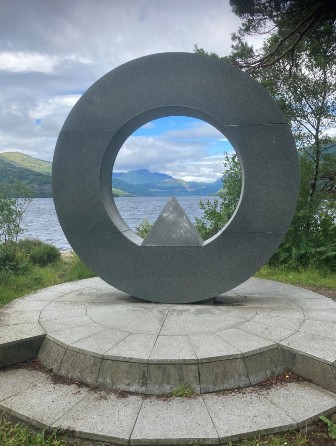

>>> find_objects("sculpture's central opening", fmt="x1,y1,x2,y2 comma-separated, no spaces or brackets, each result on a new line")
111,116,242,241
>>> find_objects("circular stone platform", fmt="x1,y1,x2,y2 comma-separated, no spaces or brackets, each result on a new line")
1,277,335,395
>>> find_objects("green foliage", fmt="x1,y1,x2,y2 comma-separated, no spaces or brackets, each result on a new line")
29,242,61,266
228,0,336,72
0,243,30,276
0,248,95,309
0,153,52,197
269,154,336,271
136,219,153,238
0,182,32,243
195,153,242,240
0,418,67,446
62,253,96,281
319,416,336,439
172,381,194,397
256,265,336,290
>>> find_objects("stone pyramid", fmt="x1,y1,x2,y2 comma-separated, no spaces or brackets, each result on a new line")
142,197,204,246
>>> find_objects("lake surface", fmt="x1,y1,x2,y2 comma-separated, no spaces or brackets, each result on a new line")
21,197,218,251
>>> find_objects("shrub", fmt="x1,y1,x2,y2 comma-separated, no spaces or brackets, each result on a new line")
136,219,153,238
0,243,30,276
29,242,60,266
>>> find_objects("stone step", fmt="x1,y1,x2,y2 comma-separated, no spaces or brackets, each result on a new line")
1,278,336,395
0,366,336,445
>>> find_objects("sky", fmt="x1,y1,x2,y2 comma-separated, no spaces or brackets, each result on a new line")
0,0,253,182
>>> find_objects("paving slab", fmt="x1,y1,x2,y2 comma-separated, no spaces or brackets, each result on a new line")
22,289,64,302
304,309,336,323
5,300,49,312
238,320,299,342
203,389,296,442
0,366,336,445
263,381,336,424
2,277,336,397
299,320,336,341
159,306,256,336
0,310,41,326
280,331,336,364
130,397,218,445
57,289,117,303
0,368,46,401
39,316,93,333
149,335,197,362
215,328,274,354
105,334,157,361
0,323,45,344
40,303,87,320
88,303,169,334
188,333,241,360
69,328,129,354
0,374,89,429
47,323,106,346
54,390,143,445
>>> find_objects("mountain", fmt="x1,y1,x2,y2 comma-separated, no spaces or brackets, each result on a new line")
0,152,223,197
112,169,222,196
0,152,52,197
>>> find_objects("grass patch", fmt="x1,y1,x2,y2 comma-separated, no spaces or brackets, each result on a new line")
0,418,69,446
172,381,195,397
0,252,95,309
256,265,336,289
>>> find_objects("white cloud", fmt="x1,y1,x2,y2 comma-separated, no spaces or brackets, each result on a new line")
0,52,58,73
0,0,241,174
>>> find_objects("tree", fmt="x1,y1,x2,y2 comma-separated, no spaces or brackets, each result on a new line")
259,23,336,212
195,153,242,240
228,0,336,73
194,17,336,269
0,183,32,245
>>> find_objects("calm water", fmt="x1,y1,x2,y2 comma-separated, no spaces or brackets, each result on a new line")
21,197,217,251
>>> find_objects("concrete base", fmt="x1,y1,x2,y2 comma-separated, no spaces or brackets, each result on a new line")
0,366,336,445
0,277,336,444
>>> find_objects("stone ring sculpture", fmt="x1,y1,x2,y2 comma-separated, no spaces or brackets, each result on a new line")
52,52,299,303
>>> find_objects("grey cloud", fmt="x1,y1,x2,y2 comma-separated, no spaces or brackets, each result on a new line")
0,0,240,178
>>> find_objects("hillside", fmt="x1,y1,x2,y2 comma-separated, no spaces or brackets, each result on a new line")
112,169,222,196
0,152,223,198
0,152,52,197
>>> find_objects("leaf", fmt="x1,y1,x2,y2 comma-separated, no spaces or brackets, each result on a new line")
319,415,331,425
319,416,336,439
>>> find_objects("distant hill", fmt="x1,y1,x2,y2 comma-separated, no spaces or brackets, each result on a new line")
0,152,223,198
0,152,52,197
112,169,222,197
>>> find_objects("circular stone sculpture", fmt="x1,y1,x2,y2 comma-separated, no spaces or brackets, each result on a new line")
52,52,299,304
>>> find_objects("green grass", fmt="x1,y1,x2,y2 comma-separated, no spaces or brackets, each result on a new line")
256,265,336,289
0,418,69,446
172,381,195,397
0,253,95,308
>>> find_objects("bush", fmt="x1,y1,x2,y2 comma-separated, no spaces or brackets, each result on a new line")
29,242,60,266
136,219,153,238
0,243,30,276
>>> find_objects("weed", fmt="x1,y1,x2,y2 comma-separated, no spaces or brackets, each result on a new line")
172,381,194,397
0,418,67,446
319,416,336,439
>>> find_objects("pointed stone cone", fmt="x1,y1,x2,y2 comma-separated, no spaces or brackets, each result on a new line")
142,197,204,246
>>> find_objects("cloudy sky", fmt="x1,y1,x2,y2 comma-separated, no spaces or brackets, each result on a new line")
0,0,256,182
